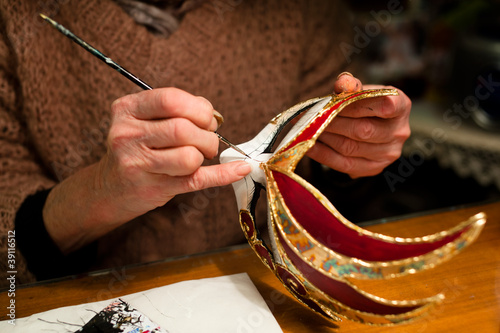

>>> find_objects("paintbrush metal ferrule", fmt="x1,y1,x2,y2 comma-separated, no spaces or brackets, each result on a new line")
216,133,251,158
40,13,249,158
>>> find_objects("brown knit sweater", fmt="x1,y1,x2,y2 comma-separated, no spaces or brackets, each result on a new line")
0,0,352,286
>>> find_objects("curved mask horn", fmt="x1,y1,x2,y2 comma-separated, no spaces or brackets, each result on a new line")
220,89,486,325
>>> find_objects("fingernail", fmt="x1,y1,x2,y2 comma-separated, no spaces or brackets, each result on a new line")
334,72,362,94
213,110,224,129
235,162,252,176
337,71,353,79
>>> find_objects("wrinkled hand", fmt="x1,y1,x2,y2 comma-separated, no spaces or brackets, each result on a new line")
44,87,252,253
98,87,251,220
307,73,411,178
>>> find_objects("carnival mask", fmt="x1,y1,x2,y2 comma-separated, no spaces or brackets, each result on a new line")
220,89,486,325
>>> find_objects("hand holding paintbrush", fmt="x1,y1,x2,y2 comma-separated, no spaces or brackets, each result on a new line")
39,14,250,158
38,14,252,253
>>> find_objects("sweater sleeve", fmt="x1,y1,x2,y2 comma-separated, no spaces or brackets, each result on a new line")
14,189,98,281
297,0,357,100
0,19,57,286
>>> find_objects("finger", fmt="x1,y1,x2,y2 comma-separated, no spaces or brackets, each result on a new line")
112,88,217,131
140,118,219,158
142,146,205,176
169,161,252,194
307,142,388,178
317,132,401,161
334,72,362,94
339,89,410,119
326,116,400,144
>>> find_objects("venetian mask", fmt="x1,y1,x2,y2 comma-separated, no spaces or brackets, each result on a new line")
220,89,486,325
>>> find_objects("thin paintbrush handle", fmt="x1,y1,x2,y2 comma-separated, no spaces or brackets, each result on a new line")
39,14,250,158
40,14,152,91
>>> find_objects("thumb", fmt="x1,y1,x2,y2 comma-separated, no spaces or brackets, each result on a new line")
334,72,363,94
176,161,252,194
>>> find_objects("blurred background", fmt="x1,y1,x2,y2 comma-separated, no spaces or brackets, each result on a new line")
309,0,500,224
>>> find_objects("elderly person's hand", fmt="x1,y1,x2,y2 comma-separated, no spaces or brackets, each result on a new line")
100,88,250,217
307,73,411,178
43,88,251,253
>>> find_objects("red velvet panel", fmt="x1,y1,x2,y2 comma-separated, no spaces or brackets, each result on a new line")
278,232,421,315
272,171,468,261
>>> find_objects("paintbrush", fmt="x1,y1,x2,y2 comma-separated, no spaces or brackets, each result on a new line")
39,13,251,159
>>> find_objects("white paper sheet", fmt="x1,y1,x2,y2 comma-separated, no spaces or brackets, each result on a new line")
1,273,283,332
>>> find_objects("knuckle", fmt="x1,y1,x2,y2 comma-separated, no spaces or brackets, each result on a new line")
110,98,124,115
338,156,356,174
404,95,412,112
379,97,397,118
107,120,143,152
394,123,411,141
355,119,376,140
183,171,205,192
403,124,412,139
107,126,129,151
197,96,213,111
157,90,172,115
169,118,192,143
156,87,184,116
215,167,231,184
374,163,388,175
398,88,412,111
111,95,134,117
178,147,204,173
196,96,215,127
383,149,401,164
338,136,359,157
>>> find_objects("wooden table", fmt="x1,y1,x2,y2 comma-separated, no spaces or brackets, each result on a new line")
2,201,499,332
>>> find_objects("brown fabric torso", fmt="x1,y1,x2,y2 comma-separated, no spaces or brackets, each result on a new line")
0,0,351,285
